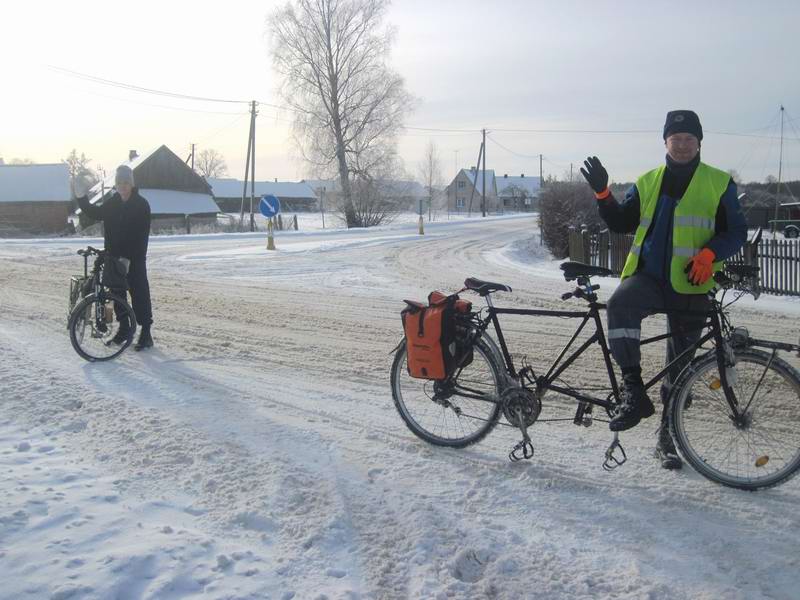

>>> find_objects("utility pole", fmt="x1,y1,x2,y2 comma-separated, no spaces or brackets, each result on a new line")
190,143,195,171
250,100,257,232
468,142,483,216
240,103,255,231
481,128,487,217
539,154,544,188
570,163,573,182
773,105,785,235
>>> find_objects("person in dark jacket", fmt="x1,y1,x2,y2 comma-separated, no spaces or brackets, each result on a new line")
75,165,154,351
581,110,747,469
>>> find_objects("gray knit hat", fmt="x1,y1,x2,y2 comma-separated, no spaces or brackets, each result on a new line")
115,165,135,186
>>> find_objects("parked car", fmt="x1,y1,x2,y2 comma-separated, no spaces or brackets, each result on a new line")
769,202,800,238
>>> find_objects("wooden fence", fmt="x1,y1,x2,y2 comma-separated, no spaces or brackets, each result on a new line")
568,226,800,297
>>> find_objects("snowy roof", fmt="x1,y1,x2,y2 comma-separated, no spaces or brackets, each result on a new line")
0,163,70,203
207,178,317,200
139,189,220,215
458,169,496,196
496,175,541,197
77,189,219,216
87,147,159,199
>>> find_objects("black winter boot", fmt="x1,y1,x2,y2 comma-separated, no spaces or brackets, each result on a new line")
655,423,682,470
610,370,655,432
134,326,154,351
107,320,132,346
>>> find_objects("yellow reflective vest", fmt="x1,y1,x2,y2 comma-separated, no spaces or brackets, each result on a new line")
620,162,730,294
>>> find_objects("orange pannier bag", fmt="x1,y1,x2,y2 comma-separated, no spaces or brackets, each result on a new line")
401,291,473,380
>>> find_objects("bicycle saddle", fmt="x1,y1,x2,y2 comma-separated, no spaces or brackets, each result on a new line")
560,261,613,281
464,277,512,296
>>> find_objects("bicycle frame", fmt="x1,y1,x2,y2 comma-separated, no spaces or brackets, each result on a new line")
474,290,740,420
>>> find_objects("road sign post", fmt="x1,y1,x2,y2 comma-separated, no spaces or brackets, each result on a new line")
259,194,281,251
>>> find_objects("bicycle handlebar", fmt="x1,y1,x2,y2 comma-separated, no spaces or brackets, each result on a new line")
77,246,103,257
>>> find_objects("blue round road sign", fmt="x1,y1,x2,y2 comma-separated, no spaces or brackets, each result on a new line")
259,194,281,218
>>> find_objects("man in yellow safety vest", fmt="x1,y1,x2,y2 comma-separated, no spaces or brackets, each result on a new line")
581,110,747,469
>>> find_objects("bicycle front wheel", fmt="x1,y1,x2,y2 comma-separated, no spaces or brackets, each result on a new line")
391,337,503,448
68,293,137,362
670,348,800,490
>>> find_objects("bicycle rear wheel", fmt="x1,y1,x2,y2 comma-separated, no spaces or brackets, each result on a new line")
68,293,137,362
391,337,503,448
670,348,800,490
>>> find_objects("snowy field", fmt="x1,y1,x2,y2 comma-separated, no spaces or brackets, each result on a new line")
1,214,799,600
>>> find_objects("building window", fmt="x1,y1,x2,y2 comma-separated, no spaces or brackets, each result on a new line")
456,197,465,208
458,180,465,189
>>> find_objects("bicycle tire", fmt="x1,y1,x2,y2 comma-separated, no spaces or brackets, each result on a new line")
670,348,800,490
68,293,137,362
391,337,503,448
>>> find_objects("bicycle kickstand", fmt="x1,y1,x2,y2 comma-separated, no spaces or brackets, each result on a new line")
509,409,534,462
602,432,627,471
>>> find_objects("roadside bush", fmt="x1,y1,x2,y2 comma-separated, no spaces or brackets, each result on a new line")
539,182,605,258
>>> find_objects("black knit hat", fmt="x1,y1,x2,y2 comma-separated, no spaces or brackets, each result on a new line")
663,110,703,141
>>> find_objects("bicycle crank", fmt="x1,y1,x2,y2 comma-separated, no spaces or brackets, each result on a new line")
502,388,541,462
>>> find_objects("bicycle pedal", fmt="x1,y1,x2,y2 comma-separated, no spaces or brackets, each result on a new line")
602,434,627,471
509,439,534,462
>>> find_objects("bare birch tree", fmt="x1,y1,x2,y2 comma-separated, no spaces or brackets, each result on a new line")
194,148,228,179
269,0,413,227
417,140,442,221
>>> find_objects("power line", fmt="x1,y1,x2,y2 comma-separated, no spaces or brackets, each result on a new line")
197,113,251,144
402,125,480,133
733,109,782,176
45,65,800,145
64,83,250,115
493,127,657,134
48,65,251,105
486,134,539,159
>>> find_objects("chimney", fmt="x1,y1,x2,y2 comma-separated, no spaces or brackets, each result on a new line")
521,173,525,178
129,150,138,161
504,174,508,178
274,177,277,183
470,166,476,171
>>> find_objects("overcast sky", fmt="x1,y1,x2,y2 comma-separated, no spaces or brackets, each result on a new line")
3,0,799,185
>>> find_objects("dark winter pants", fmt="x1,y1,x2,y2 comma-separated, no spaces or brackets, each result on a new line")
606,273,709,412
113,258,153,330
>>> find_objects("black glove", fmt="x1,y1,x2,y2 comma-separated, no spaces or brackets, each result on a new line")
580,156,608,194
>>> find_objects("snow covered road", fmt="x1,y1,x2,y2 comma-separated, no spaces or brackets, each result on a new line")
1,215,799,599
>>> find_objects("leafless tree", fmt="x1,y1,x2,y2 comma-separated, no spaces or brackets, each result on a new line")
269,0,413,227
417,141,443,221
194,148,228,179
62,149,98,186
